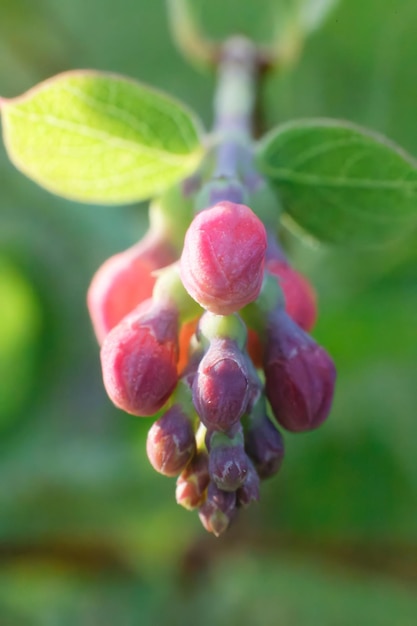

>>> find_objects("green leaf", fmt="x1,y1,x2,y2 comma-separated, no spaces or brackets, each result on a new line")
0,71,204,204
257,119,417,246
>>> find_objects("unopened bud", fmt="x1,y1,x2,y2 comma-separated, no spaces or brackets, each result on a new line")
264,310,336,432
180,201,267,315
237,459,260,508
198,483,236,536
176,451,210,510
267,260,317,332
146,405,196,476
245,408,284,479
101,299,179,416
208,430,249,491
193,338,250,431
87,231,176,344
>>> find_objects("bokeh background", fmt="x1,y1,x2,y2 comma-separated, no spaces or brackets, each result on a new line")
1,1,416,624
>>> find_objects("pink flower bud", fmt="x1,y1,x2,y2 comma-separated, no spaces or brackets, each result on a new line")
267,259,317,332
192,339,250,431
146,405,196,476
176,451,210,510
87,231,176,344
100,299,179,416
180,201,267,315
264,310,336,432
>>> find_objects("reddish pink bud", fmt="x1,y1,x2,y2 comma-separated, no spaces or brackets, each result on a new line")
100,299,179,416
192,339,250,431
267,260,317,332
146,405,196,476
180,201,267,315
176,451,210,510
264,310,336,432
87,231,176,344
198,483,236,536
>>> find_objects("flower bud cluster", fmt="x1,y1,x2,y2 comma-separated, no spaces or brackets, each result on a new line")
91,193,336,536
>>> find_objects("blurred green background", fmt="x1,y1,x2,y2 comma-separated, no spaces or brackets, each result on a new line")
0,1,416,624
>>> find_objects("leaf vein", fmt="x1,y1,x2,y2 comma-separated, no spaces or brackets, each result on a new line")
9,109,193,166
266,167,417,191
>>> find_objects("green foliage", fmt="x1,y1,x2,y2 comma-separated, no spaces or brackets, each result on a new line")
174,553,417,626
0,71,203,204
0,259,43,427
257,119,417,246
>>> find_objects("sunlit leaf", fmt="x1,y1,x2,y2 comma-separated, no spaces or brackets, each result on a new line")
0,71,204,204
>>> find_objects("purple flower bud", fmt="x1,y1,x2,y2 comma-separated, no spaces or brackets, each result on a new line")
146,405,196,477
193,338,250,431
198,483,237,537
180,343,203,389
263,310,336,432
208,430,249,491
176,452,210,510
237,459,260,508
245,410,284,479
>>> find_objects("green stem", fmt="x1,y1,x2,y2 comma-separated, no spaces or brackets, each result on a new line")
212,37,259,179
208,37,284,230
214,37,258,141
195,37,263,211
